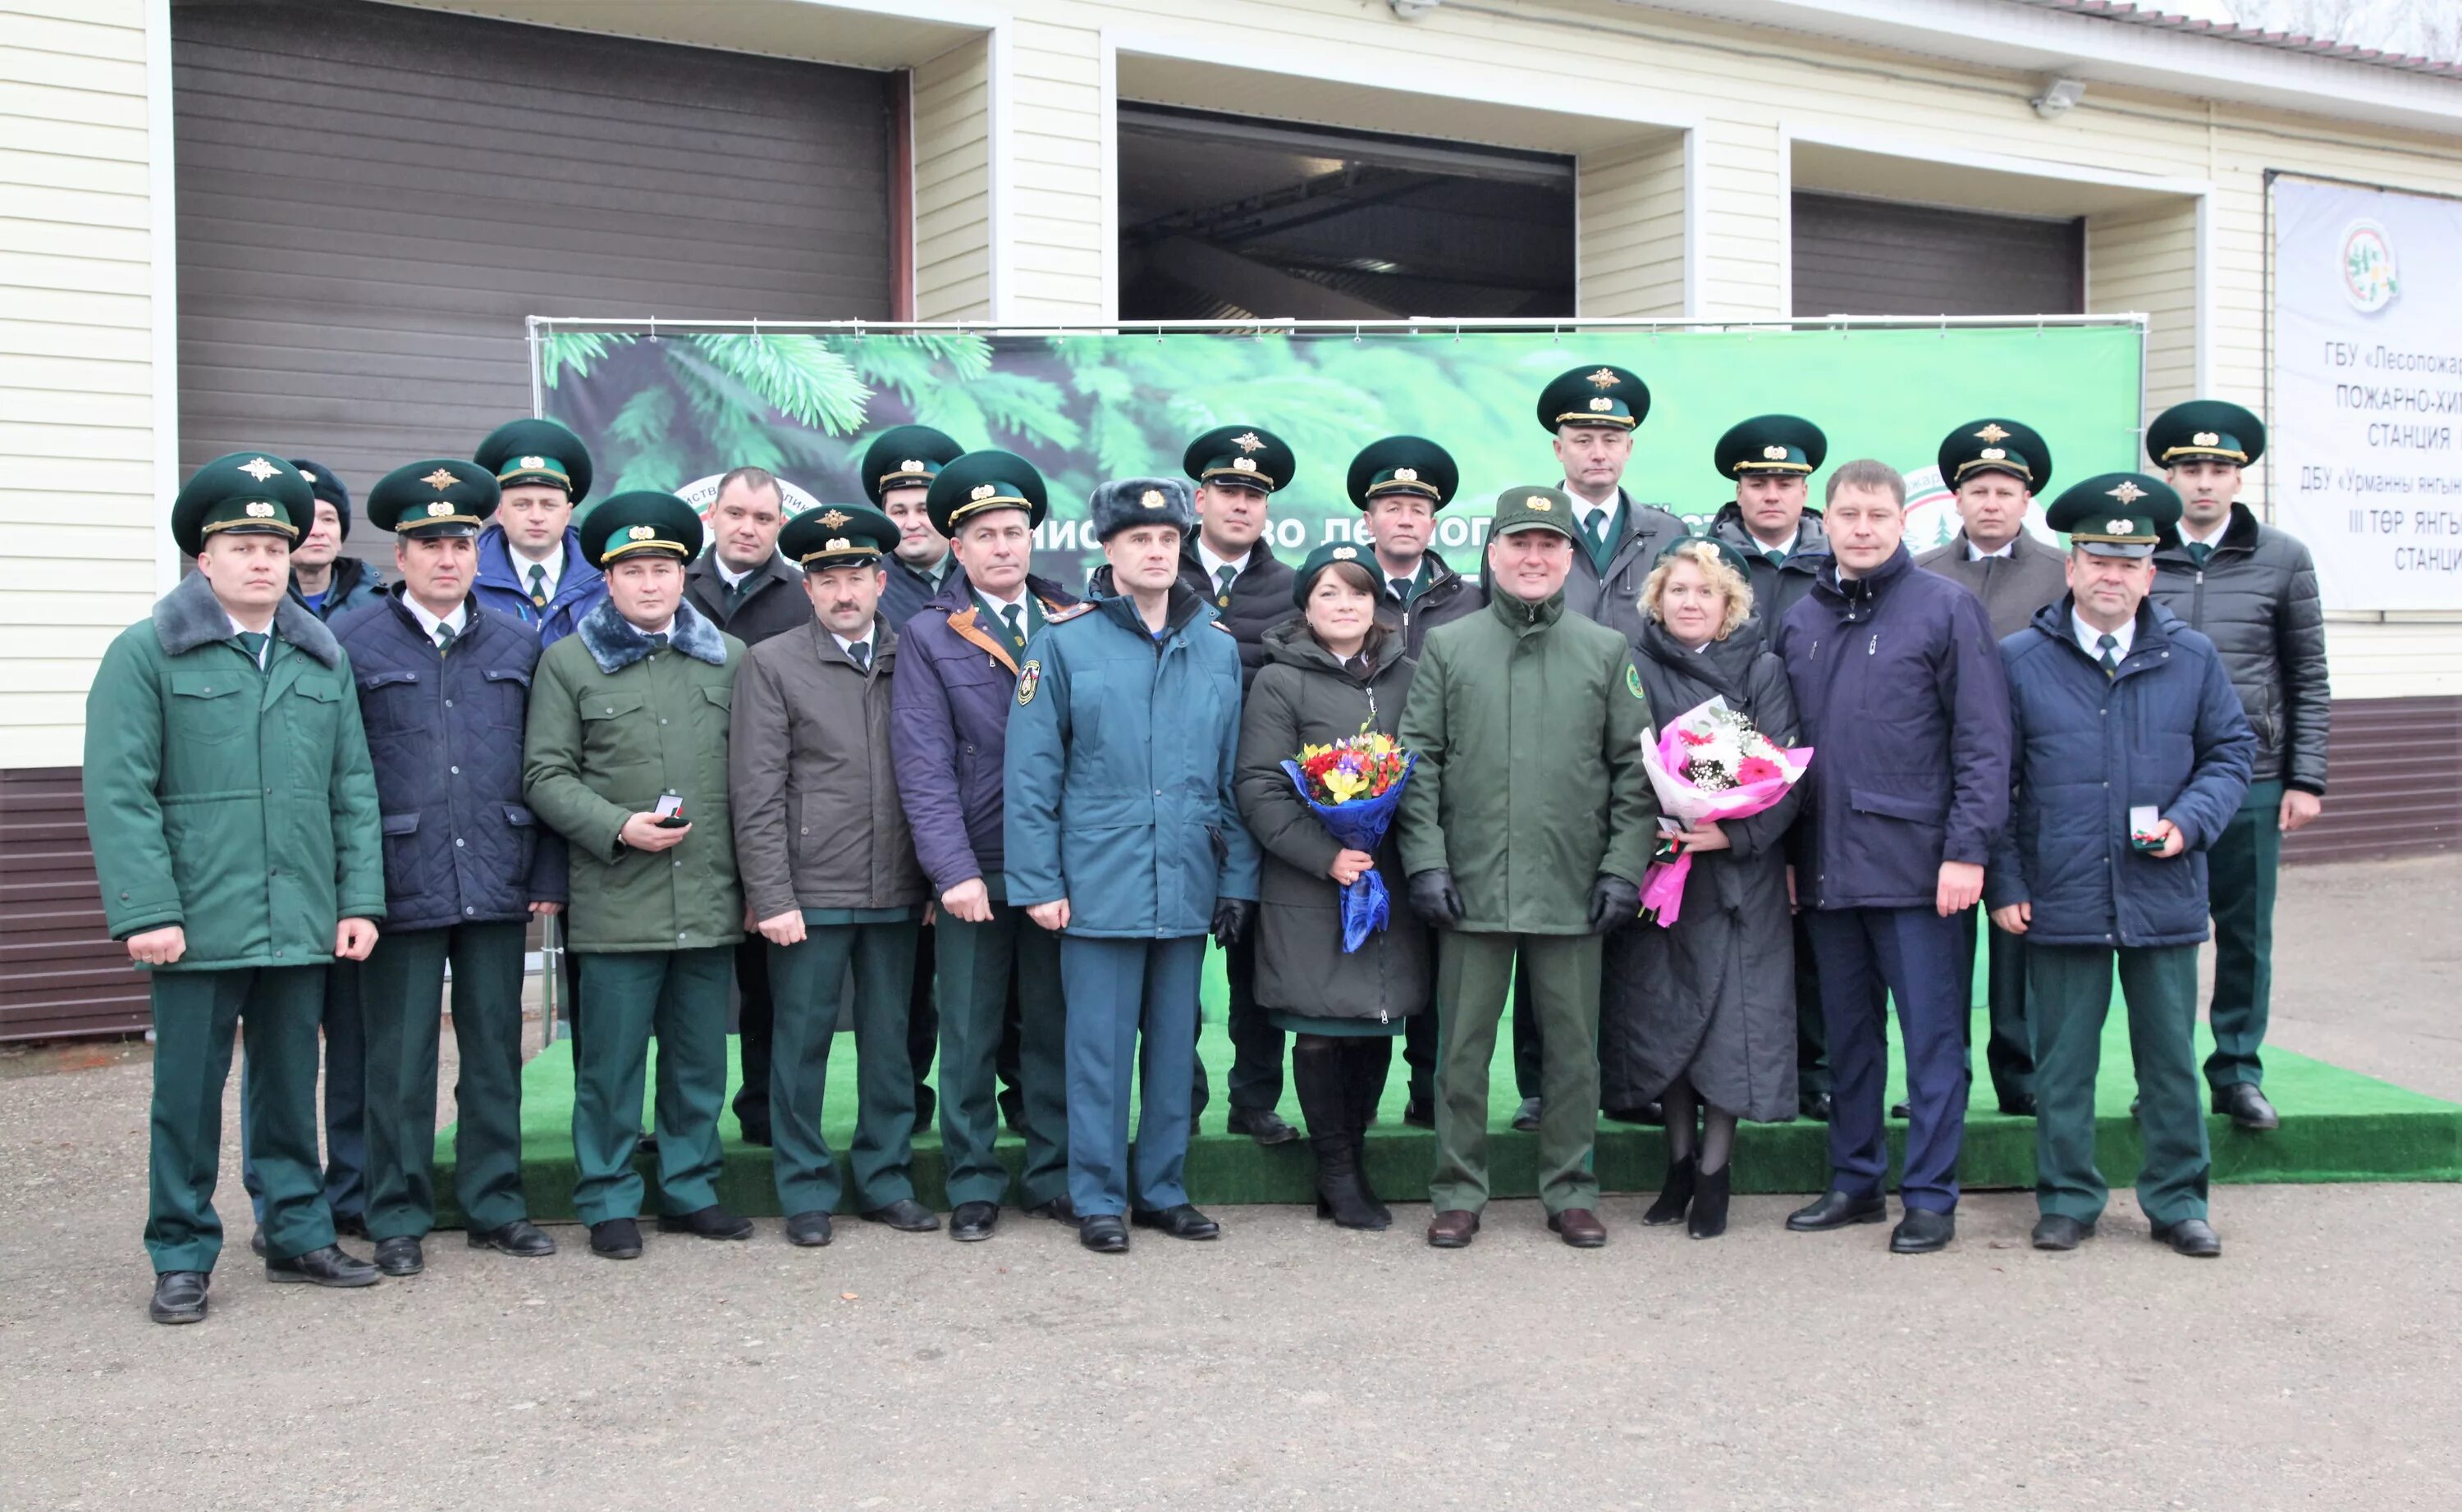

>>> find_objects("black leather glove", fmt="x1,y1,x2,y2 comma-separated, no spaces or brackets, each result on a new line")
1586,873,1641,934
1407,869,1466,929
1210,898,1253,948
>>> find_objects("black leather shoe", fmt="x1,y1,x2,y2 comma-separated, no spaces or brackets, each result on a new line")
1130,1204,1221,1240
1686,1164,1732,1240
149,1270,208,1325
950,1201,1000,1241
1402,1099,1436,1130
1079,1214,1129,1253
1998,1093,2039,1117
785,1211,834,1247
735,1121,773,1149
468,1219,557,1258
861,1198,940,1232
2152,1217,2222,1257
1787,1190,1888,1231
1889,1100,1912,1120
373,1236,424,1276
1798,1090,1833,1122
266,1244,382,1287
1023,1195,1081,1228
1890,1208,1956,1254
1512,1097,1542,1132
1227,1108,1300,1145
590,1218,643,1259
332,1213,370,1240
2031,1213,2093,1249
249,1228,267,1258
2215,1083,2279,1131
658,1205,754,1240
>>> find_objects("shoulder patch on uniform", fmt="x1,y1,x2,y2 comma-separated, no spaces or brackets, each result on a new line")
1016,659,1041,706
1045,603,1096,623
1626,664,1647,700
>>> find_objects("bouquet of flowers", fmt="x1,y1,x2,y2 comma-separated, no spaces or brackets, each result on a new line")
1282,726,1417,952
1636,695,1812,927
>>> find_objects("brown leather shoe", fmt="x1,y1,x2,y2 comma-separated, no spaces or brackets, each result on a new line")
1547,1208,1609,1248
1425,1208,1480,1249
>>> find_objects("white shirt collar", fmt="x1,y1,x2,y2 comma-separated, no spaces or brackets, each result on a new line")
2074,610,2135,664
1560,484,1619,529
1196,538,1251,580
631,615,675,640
1967,537,2017,561
2180,514,2230,547
976,581,1029,613
512,541,565,596
403,596,469,642
1750,526,1800,558
715,556,761,589
831,630,872,660
224,612,274,666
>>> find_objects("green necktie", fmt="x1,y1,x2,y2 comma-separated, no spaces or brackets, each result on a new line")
2097,632,2120,677
435,622,457,653
235,630,268,665
527,562,550,609
1000,602,1026,651
2185,541,2213,567
1766,547,1787,567
1586,509,1612,556
725,576,751,613
849,640,872,673
1214,564,1237,605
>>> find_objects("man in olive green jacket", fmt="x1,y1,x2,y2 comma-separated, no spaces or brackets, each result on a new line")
85,453,387,1323
1398,486,1658,1251
524,491,748,1259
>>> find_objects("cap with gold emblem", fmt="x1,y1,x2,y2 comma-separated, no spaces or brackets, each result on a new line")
1654,532,1755,583
780,501,900,571
2146,400,2265,469
924,449,1050,537
862,424,967,505
366,459,498,539
474,418,594,504
579,490,703,568
1290,540,1389,608
1714,415,1826,480
2045,473,2183,559
1537,363,1650,433
1346,435,1459,511
1938,418,2053,494
1183,424,1294,495
288,459,352,539
172,452,313,557
1489,484,1580,542
1088,475,1197,541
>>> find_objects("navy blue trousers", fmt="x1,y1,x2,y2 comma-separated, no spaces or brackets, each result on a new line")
1059,934,1204,1218
1805,906,1969,1213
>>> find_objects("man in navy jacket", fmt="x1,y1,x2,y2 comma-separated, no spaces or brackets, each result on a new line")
338,460,567,1277
1775,459,2011,1255
1988,474,2253,1258
469,418,605,647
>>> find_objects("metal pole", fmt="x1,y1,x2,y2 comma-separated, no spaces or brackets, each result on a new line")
538,912,562,1050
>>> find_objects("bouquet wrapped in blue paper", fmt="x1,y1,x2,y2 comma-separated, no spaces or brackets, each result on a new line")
1279,729,1417,953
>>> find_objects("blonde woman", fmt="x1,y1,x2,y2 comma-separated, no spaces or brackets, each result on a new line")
1599,537,1803,1238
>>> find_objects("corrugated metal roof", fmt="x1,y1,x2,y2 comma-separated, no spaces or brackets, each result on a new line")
2002,1,2462,80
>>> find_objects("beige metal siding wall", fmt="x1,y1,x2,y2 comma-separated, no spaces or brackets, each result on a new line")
1577,136,1687,317
2086,200,2199,411
1012,17,1105,321
0,0,158,771
913,35,991,321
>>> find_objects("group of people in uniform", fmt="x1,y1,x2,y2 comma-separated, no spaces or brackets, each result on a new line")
87,363,2328,1324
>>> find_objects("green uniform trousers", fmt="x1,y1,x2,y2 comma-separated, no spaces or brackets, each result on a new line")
360,920,529,1239
2030,942,2210,1227
769,922,920,1216
146,966,332,1272
571,948,731,1225
1432,930,1603,1215
2204,779,2283,1093
936,898,1069,1209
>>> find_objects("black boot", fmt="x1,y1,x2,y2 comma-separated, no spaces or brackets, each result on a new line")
1294,1040,1386,1230
1642,1151,1695,1226
1687,1163,1731,1239
1344,1040,1395,1228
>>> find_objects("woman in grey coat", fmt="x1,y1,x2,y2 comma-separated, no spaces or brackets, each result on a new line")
1233,545,1428,1230
1599,538,1803,1239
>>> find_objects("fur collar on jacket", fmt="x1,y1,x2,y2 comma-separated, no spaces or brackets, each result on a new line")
575,595,729,674
154,567,341,666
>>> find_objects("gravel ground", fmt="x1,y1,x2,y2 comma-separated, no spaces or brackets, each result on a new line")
3,855,2458,1511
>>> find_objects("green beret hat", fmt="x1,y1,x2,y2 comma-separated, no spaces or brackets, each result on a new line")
580,490,702,568
288,459,351,538
1715,414,1826,479
862,424,967,505
780,502,900,571
172,452,312,558
368,459,499,538
1291,541,1386,607
474,418,593,504
1183,424,1294,494
1537,363,1649,432
1655,532,1752,582
1938,418,2053,493
1346,435,1458,510
1489,484,1580,542
2147,400,2265,468
925,449,1049,536
2046,473,2183,559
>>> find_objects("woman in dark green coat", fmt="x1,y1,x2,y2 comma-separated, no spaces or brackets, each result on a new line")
1233,545,1427,1229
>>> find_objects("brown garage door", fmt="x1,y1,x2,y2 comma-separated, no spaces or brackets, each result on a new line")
1792,191,2083,317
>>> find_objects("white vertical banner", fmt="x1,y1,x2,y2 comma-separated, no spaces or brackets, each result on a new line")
2274,176,2462,610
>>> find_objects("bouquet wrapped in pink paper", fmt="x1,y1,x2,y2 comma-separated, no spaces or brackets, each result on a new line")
1636,695,1813,927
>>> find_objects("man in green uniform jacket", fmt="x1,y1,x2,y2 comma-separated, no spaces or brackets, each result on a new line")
85,452,387,1324
524,491,749,1260
1398,486,1659,1251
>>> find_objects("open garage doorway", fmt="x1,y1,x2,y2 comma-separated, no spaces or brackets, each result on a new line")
1118,104,1575,322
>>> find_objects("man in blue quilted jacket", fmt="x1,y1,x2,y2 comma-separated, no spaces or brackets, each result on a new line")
1988,473,2253,1259
339,459,568,1277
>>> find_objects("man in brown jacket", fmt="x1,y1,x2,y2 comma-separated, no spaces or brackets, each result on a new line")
1915,418,2066,1117
730,503,933,1247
